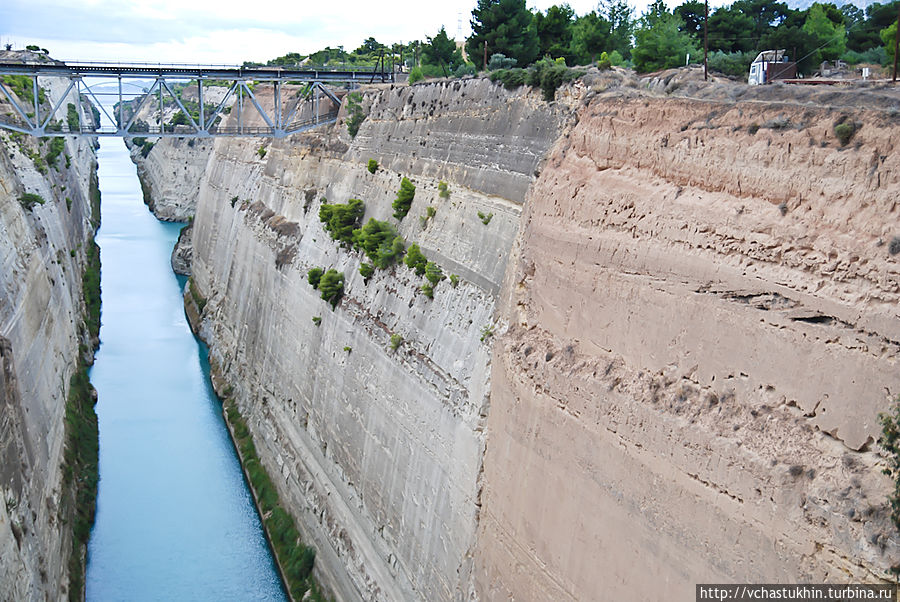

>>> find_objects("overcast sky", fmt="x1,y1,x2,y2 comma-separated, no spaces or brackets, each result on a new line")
0,0,709,65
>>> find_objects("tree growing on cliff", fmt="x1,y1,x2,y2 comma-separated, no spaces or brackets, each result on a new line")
404,243,428,275
392,177,416,220
318,269,344,310
319,198,364,245
345,92,365,138
467,0,540,68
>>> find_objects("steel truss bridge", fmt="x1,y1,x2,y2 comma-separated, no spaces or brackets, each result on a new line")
0,61,394,138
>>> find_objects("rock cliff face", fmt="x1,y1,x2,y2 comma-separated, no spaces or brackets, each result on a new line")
142,70,899,600
0,73,99,600
474,78,900,600
130,137,213,221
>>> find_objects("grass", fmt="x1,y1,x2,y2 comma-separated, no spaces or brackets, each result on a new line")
62,225,102,601
188,277,207,313
224,399,329,601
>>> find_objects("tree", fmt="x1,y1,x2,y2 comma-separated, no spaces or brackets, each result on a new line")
674,0,706,41
356,37,386,56
601,0,636,58
570,11,611,64
760,16,821,74
803,3,846,62
632,13,701,72
423,27,463,74
708,5,757,53
643,0,670,26
849,1,900,52
732,0,792,45
534,4,576,60
881,21,898,64
467,0,540,67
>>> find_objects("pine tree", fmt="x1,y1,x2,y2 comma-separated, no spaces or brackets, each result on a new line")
466,0,540,67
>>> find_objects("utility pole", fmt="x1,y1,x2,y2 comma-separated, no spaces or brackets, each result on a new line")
704,0,709,81
894,4,900,82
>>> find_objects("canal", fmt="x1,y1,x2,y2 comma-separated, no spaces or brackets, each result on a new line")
84,138,287,601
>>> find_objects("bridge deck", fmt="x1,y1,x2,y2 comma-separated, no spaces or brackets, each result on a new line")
0,60,382,138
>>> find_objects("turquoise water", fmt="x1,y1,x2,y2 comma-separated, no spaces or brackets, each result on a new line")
85,139,286,601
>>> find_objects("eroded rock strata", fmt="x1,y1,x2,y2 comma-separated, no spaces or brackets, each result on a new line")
0,68,100,601
139,70,899,600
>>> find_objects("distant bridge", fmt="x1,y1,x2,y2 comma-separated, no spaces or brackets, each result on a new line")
0,61,394,138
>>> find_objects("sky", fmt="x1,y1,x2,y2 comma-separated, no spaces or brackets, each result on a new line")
0,0,712,66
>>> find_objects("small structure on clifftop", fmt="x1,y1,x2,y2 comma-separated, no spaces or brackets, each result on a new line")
748,50,797,85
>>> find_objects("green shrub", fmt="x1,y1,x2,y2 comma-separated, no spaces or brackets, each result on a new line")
346,92,365,137
449,274,459,288
747,123,760,135
359,262,375,280
478,211,493,225
392,177,416,220
454,63,477,77
427,205,437,218
424,261,444,286
488,53,518,70
890,237,900,256
353,218,398,263
367,158,378,174
19,192,45,209
343,346,352,353
188,278,207,313
390,333,403,350
46,137,65,166
408,67,424,84
834,120,859,147
420,283,434,298
437,181,449,199
319,198,364,245
307,267,324,289
404,243,427,275
318,269,344,309
312,316,322,327
489,68,529,89
528,57,582,102
480,324,495,342
257,146,267,158
597,51,612,71
67,103,79,131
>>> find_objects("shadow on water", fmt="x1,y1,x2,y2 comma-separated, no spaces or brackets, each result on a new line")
85,138,287,601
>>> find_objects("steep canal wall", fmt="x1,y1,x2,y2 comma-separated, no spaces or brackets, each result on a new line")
135,71,900,600
0,71,100,601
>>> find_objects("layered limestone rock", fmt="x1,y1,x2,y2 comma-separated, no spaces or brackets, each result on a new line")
130,137,213,221
474,76,900,600
0,71,99,601
188,79,574,600
158,68,899,601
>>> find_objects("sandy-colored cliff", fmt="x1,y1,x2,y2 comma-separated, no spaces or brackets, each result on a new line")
475,71,900,600
0,68,100,601
138,69,899,600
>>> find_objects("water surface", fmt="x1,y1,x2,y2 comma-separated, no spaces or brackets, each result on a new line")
85,138,286,601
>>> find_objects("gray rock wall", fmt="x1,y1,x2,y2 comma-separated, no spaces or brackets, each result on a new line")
189,78,573,600
0,73,98,601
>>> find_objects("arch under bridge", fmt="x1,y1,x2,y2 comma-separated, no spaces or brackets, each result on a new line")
0,60,393,138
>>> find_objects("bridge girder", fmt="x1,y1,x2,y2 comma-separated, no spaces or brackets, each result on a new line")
0,61,390,138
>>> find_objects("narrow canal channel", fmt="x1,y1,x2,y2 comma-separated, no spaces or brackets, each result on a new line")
84,138,287,601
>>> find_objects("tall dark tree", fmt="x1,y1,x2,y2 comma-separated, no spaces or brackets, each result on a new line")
674,0,706,41
848,1,899,51
708,5,757,52
533,4,576,59
731,0,791,46
422,26,462,73
467,0,540,67
643,0,670,26
570,11,611,64
601,0,636,58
